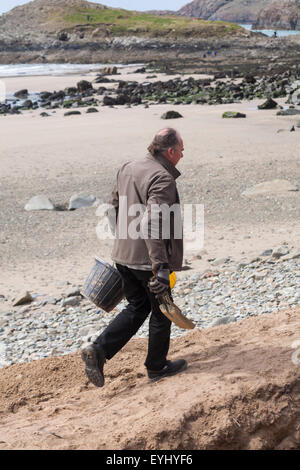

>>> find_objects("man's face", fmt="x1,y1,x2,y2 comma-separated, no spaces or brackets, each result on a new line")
168,138,184,166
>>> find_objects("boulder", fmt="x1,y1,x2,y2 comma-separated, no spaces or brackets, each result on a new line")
24,195,55,211
22,99,33,109
222,111,246,118
134,67,146,73
65,87,78,96
14,89,28,99
64,111,81,116
242,179,298,197
49,90,65,101
13,291,33,306
103,96,117,106
161,110,183,119
68,194,98,210
86,107,99,113
77,80,93,92
40,91,52,100
258,98,278,109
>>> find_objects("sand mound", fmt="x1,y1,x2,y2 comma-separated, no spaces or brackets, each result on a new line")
0,307,299,450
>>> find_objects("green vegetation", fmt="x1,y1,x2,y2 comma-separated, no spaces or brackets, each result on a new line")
61,7,244,38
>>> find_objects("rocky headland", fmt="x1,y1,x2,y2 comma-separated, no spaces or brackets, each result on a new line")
177,0,275,23
253,0,300,30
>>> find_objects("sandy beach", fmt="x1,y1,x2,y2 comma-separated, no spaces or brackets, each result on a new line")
0,69,299,300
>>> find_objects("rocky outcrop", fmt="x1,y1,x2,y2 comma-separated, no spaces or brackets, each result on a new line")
253,0,300,30
178,0,276,23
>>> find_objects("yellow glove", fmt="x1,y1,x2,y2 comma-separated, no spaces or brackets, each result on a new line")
169,271,176,290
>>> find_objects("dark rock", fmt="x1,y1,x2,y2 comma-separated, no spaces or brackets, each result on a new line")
65,87,78,96
77,80,93,92
161,110,183,119
40,112,50,117
86,107,99,113
258,98,278,109
290,125,295,132
243,75,256,84
222,111,246,118
134,67,146,73
14,89,28,99
102,96,117,106
22,99,33,109
94,76,112,84
64,111,81,116
49,90,65,101
10,106,21,114
130,95,142,105
116,94,130,105
58,32,69,41
40,91,52,100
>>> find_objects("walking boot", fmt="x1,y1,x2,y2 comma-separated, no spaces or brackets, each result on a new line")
147,359,187,383
81,344,106,387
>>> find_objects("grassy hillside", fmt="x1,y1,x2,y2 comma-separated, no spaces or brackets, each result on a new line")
61,7,243,37
0,0,247,39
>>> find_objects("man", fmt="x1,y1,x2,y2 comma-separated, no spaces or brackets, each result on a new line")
81,128,187,386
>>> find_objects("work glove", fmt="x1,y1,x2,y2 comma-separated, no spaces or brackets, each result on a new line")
148,264,170,294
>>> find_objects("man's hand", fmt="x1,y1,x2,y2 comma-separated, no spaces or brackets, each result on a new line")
148,264,170,294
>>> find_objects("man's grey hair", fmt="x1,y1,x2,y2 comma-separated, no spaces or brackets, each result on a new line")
148,128,180,157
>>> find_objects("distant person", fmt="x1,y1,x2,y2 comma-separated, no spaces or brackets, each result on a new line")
214,50,217,56
273,31,277,38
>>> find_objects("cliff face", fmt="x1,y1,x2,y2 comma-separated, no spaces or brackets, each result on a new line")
178,0,276,23
253,0,300,30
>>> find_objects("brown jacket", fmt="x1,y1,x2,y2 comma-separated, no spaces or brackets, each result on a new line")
107,152,183,273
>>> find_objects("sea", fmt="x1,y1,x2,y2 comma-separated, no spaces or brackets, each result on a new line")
0,63,143,78
239,24,300,37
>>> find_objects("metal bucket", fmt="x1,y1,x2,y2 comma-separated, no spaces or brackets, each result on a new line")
81,257,124,313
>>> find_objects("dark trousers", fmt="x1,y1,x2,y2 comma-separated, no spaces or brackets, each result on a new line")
94,263,172,371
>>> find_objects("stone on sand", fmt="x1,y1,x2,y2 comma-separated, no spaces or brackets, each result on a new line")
68,194,99,210
161,111,183,119
13,291,33,307
24,195,55,211
222,111,246,118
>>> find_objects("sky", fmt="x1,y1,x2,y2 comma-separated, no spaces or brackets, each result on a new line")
0,0,189,16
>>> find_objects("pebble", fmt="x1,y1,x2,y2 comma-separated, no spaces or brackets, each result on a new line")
0,252,299,368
